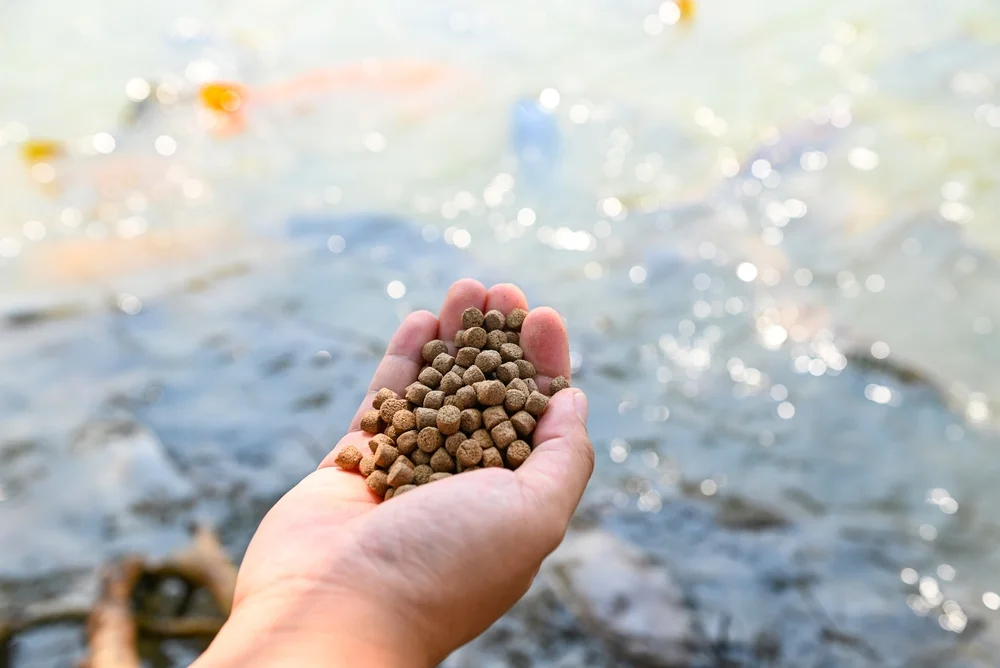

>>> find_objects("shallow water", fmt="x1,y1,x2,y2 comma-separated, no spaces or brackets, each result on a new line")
3,0,1000,665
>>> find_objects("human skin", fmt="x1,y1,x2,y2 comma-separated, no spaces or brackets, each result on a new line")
194,280,594,667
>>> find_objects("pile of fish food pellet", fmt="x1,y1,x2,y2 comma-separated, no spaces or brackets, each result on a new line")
335,307,571,500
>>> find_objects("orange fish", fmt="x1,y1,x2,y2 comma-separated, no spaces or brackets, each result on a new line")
19,138,63,164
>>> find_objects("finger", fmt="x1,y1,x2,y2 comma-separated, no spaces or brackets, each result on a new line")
349,310,439,430
483,283,529,316
518,307,570,394
437,279,488,343
516,388,593,530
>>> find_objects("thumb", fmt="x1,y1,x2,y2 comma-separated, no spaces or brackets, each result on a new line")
515,388,594,533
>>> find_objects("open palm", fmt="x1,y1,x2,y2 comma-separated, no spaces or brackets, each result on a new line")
199,280,593,667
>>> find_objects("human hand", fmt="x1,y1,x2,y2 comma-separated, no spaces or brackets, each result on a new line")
195,280,594,667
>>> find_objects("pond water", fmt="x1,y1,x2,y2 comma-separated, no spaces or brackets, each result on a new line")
3,0,1000,665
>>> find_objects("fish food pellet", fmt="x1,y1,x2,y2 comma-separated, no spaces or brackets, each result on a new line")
491,421,517,448
334,445,363,470
511,411,537,437
430,448,456,473
392,409,416,433
413,465,433,485
423,391,445,409
457,440,483,467
486,330,508,351
525,391,549,418
353,307,559,498
432,353,455,375
418,427,443,453
483,309,505,331
456,347,480,367
366,470,389,496
360,410,381,434
482,447,504,468
483,405,509,431
506,308,527,331
474,380,506,406
499,343,523,363
422,340,448,363
445,432,466,456
373,388,398,409
496,362,519,384
387,460,415,487
507,441,531,469
460,408,483,433
464,327,488,348
437,405,462,435
370,433,394,453
549,376,571,395
462,307,485,329
397,430,419,456
418,366,443,389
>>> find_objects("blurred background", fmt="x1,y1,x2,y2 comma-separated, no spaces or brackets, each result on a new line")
3,0,1000,665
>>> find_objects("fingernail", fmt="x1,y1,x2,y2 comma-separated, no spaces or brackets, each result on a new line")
573,390,589,424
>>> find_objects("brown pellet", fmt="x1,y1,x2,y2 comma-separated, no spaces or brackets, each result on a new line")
525,391,549,418
462,365,486,385
396,430,419,456
506,331,520,344
334,445,363,470
474,380,506,406
483,309,506,331
499,343,523,363
428,472,453,482
444,395,463,408
445,432,466,456
514,359,536,379
418,366,443,389
511,411,537,437
413,465,433,485
456,440,483,467
454,329,466,347
451,364,467,376
379,398,409,424
430,448,456,473
411,449,431,466
417,427,443,453
422,340,448,363
432,353,456,375
404,383,432,406
471,429,494,450
505,388,527,413
483,405,509,431
496,362,520,384
486,329,507,351
367,471,389,495
387,460,415,487
475,350,502,373
396,455,415,469
384,488,395,500
423,391,445,409
359,455,376,477
456,346,480,367
549,376,571,395
360,410,381,434
373,388,398,409
369,433,394,454
460,408,483,433
507,378,529,394
462,307,485,329
455,385,478,410
482,447,504,468
392,409,416,433
524,377,539,394
384,425,398,441
440,371,464,395
507,441,531,469
437,405,462,435
464,327,488,348
414,407,438,430
374,443,399,468
395,484,417,496
506,308,527,331
491,421,517,448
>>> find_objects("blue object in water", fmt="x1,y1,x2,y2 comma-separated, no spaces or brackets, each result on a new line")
509,97,561,191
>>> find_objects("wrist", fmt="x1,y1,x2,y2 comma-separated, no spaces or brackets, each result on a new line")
194,586,435,668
